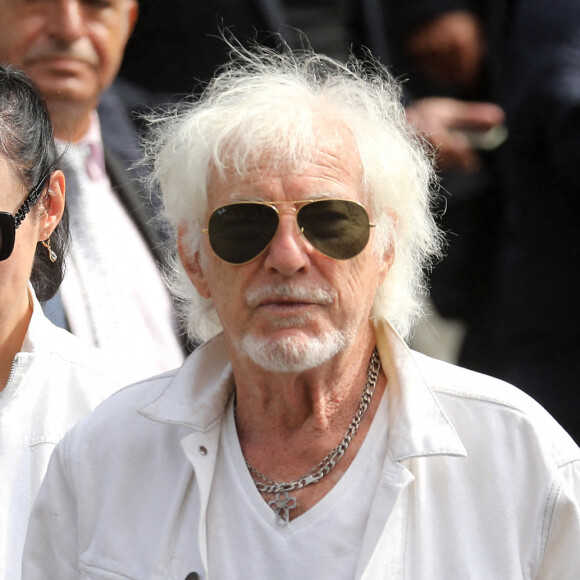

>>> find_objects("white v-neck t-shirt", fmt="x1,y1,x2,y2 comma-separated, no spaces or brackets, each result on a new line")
207,390,389,579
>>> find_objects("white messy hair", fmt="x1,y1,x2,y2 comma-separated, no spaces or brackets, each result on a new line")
144,43,442,343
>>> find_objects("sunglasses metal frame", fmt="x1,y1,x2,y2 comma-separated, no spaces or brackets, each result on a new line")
0,173,50,261
202,198,376,265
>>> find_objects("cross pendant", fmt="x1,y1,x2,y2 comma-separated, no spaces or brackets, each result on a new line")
268,491,298,525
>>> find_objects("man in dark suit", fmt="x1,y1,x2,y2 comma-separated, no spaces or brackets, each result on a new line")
0,0,185,380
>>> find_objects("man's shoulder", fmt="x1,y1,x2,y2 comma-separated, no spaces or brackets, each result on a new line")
411,350,531,406
55,371,180,467
411,350,580,464
74,371,177,427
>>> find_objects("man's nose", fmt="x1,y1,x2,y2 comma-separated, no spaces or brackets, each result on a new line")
263,213,312,276
47,0,85,43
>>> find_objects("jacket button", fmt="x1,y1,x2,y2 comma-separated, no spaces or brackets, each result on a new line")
199,446,208,455
185,573,200,580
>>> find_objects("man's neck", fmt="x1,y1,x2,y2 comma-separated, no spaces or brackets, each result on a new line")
232,338,382,465
49,102,94,144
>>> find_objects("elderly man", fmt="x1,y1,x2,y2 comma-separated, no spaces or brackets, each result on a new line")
23,46,580,579
0,0,185,378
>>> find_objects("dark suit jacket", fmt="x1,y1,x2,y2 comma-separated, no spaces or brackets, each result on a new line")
119,0,284,99
97,84,168,267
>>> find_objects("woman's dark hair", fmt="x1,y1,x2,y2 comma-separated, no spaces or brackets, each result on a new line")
0,65,69,302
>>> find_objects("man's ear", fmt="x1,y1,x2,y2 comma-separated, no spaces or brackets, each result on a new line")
378,244,395,285
178,226,211,299
127,0,139,38
39,170,65,241
377,211,397,284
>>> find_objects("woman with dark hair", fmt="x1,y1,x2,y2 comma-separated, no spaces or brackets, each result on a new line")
0,66,125,578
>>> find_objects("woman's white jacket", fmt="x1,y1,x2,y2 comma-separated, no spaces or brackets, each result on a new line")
0,289,126,580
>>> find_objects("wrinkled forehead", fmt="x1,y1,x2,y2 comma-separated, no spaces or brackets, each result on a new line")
205,119,363,198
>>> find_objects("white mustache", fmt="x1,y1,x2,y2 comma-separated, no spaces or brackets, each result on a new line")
246,284,336,307
25,39,99,67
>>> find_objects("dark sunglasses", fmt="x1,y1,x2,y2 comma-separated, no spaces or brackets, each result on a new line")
0,174,50,261
202,198,375,265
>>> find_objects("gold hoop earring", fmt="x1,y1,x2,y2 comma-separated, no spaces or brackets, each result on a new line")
41,238,58,262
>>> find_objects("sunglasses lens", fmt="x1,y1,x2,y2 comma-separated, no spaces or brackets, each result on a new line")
0,213,16,261
298,200,371,260
208,203,279,264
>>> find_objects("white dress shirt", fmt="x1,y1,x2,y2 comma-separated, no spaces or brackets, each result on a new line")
59,114,184,381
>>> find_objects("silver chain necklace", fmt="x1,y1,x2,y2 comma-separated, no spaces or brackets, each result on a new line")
239,348,381,525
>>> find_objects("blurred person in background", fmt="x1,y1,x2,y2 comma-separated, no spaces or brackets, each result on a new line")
0,65,126,580
0,0,187,378
387,0,580,441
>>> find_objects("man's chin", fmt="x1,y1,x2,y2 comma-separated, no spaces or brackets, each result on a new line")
39,84,92,105
29,71,97,106
241,331,347,373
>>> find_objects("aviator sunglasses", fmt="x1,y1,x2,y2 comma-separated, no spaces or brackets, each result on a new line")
202,198,375,265
0,174,49,261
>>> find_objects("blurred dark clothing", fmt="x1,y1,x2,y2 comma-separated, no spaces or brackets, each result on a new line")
98,81,166,258
460,0,580,439
119,0,283,102
285,0,351,60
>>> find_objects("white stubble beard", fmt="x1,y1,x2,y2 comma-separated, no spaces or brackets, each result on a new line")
241,284,355,373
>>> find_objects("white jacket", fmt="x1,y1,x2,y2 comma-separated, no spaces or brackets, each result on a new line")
0,291,126,580
23,324,580,579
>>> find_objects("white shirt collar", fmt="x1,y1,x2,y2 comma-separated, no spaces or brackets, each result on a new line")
139,323,466,460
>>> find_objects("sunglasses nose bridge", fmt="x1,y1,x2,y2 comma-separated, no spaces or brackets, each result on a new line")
272,208,302,239
265,205,314,261
268,202,304,236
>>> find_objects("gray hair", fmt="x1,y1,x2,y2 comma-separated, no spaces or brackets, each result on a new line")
144,44,442,343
